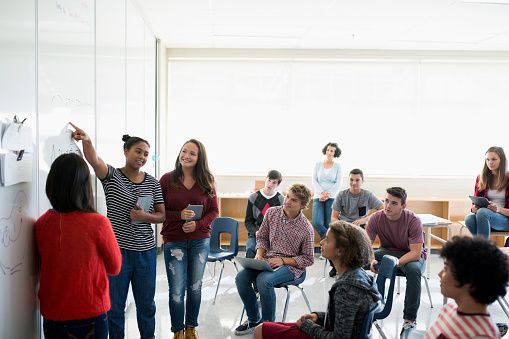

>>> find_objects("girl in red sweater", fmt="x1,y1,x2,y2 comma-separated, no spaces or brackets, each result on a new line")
35,153,122,339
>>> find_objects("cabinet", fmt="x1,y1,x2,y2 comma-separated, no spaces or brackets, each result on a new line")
218,194,475,249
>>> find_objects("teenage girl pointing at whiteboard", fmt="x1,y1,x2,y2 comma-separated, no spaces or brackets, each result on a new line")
70,122,165,339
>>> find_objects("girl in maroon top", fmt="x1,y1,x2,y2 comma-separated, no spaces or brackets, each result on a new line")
35,153,121,339
159,139,219,339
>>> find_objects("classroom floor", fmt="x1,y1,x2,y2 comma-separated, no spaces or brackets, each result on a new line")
124,251,509,339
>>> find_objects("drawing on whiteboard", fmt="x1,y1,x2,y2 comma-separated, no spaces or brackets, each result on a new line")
0,190,29,277
43,125,83,166
51,93,91,108
0,261,22,276
0,191,28,248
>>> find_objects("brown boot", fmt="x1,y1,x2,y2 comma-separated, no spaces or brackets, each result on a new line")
185,326,199,339
173,330,185,339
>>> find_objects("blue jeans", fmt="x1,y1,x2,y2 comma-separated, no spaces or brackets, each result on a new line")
375,248,424,322
465,208,509,238
235,265,294,322
163,237,210,333
245,235,256,258
312,198,334,238
43,313,108,339
108,248,157,339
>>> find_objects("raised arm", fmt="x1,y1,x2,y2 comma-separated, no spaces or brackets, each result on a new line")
69,122,108,180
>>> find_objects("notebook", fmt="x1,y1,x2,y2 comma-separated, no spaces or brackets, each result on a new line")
187,204,203,221
469,195,490,208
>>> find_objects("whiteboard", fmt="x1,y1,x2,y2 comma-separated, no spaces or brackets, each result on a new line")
0,0,38,338
0,0,158,338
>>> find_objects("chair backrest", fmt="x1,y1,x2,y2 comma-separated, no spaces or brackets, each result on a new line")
374,255,398,320
359,300,382,339
209,217,239,255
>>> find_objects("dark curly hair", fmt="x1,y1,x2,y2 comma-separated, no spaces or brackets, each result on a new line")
441,236,509,304
328,220,373,269
122,134,150,150
321,142,341,158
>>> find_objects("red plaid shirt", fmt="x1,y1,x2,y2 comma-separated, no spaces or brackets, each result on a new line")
256,206,315,279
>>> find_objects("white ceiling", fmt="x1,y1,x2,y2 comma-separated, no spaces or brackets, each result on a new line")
134,0,509,51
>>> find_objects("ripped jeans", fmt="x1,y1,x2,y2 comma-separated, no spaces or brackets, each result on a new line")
163,238,210,332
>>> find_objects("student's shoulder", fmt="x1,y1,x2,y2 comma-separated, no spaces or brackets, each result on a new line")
82,211,111,224
370,209,385,221
404,209,421,222
35,209,54,226
248,191,261,200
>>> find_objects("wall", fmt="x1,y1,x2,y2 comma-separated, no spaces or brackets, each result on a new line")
164,49,509,189
215,174,473,200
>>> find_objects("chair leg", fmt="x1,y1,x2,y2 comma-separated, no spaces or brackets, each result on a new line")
498,297,509,320
282,287,290,322
422,274,433,308
239,307,245,326
397,276,401,294
299,286,312,312
233,260,239,272
374,321,388,339
212,261,225,305
207,262,215,279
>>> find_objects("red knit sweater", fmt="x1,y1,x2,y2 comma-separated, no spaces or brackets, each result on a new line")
35,210,121,321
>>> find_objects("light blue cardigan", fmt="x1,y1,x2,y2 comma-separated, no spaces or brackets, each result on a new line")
312,161,342,199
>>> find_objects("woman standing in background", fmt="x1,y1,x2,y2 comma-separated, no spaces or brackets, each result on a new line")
312,142,342,239
71,123,165,339
159,139,219,339
35,153,121,339
465,146,509,238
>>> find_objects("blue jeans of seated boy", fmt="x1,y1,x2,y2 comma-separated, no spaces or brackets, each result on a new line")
235,265,294,322
312,198,334,238
108,248,157,339
43,313,108,339
245,234,257,258
163,237,210,333
465,207,509,238
374,248,424,322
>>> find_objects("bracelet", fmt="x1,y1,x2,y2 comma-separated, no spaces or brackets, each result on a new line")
281,257,285,265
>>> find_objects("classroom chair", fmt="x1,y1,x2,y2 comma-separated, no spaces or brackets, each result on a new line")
373,255,399,339
207,217,239,304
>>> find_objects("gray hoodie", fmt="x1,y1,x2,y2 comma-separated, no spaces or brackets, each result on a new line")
300,267,381,339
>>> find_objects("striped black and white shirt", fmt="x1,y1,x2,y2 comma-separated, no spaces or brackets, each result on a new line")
101,165,164,251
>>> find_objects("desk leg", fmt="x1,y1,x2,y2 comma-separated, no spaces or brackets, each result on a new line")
426,227,431,279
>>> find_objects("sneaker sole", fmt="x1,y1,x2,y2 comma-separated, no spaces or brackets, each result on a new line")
234,328,256,336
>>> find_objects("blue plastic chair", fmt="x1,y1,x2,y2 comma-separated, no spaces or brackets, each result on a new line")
373,255,399,339
207,217,239,304
239,271,312,324
359,300,382,339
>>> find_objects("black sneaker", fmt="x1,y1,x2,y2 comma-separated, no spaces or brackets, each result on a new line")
329,267,337,277
497,323,508,337
400,321,416,337
234,320,261,335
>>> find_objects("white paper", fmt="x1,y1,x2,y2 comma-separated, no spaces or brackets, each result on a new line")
0,152,32,186
417,213,438,225
42,125,83,166
1,122,32,152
